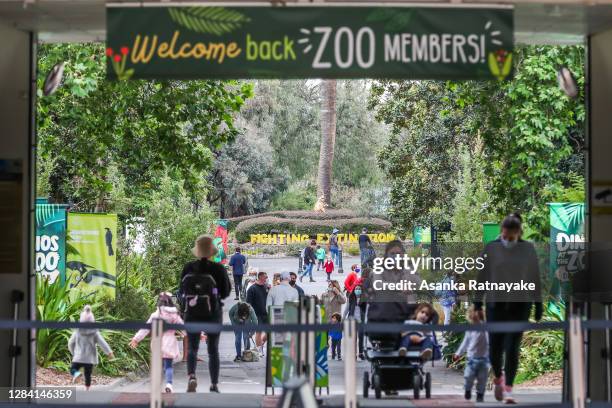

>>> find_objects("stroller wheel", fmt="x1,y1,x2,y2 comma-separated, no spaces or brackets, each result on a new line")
363,371,370,398
372,373,381,399
413,374,421,400
425,372,432,399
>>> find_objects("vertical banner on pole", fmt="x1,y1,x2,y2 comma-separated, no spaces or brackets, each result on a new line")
549,203,585,300
67,213,118,299
213,219,229,264
268,305,285,388
283,302,299,382
35,200,67,284
315,305,329,391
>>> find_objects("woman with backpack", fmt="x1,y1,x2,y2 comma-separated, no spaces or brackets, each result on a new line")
179,235,231,393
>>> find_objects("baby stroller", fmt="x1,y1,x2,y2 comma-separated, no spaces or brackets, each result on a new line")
363,314,442,399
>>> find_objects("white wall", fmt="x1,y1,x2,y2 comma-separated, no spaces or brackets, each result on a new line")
0,20,34,387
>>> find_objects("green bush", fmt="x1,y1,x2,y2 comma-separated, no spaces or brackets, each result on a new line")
515,303,565,383
227,209,362,230
234,216,392,243
442,303,468,369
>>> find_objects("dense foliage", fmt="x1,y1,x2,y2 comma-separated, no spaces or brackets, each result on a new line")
371,46,585,239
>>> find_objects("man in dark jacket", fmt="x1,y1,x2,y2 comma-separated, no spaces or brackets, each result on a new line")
180,235,231,393
299,240,317,283
246,271,269,350
474,214,542,404
229,247,247,300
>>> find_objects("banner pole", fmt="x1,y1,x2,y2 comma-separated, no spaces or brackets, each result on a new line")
150,318,163,408
343,318,357,408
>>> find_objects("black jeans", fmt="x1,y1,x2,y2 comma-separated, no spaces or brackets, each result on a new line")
70,362,93,387
331,339,341,358
187,313,222,385
486,302,531,387
233,274,243,298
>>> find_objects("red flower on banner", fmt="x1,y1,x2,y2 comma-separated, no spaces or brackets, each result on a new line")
108,45,134,81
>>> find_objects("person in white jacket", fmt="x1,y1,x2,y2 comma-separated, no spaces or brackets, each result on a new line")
130,292,185,393
266,271,299,308
68,305,114,390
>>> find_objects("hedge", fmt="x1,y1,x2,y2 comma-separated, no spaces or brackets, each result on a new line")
226,209,363,230
234,216,393,243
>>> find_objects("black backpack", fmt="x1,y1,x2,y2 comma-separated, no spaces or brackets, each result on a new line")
181,263,219,320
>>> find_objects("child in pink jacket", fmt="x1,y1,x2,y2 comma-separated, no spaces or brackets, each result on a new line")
130,292,185,393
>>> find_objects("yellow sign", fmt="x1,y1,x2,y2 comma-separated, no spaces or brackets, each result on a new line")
249,233,396,245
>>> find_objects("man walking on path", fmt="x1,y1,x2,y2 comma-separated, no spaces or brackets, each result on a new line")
289,272,305,297
329,228,340,265
246,271,269,349
267,272,299,307
300,240,317,282
358,228,374,266
229,247,247,300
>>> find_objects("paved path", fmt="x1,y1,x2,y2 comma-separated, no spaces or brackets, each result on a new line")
106,256,561,406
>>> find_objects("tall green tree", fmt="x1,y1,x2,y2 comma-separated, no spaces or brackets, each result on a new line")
37,43,252,214
316,80,337,208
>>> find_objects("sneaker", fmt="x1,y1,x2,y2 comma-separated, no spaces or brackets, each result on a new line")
420,348,433,361
187,375,197,392
464,389,472,400
398,347,407,357
71,371,81,383
210,384,220,393
503,387,516,404
338,356,342,361
234,297,239,300
493,376,504,401
233,356,242,362
309,279,316,282
476,393,484,403
331,356,336,360
165,383,173,393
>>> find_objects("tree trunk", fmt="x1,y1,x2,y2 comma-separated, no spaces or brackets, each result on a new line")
316,80,337,209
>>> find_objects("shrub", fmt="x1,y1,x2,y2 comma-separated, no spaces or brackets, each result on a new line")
227,209,362,230
234,216,392,243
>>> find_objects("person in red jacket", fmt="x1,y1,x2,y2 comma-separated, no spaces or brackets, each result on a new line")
324,256,334,281
344,264,361,293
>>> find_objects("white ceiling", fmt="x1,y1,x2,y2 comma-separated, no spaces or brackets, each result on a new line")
0,0,610,44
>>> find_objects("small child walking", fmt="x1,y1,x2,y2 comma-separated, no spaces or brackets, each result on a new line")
324,256,334,281
453,307,489,403
130,292,185,393
316,245,326,271
329,313,342,361
68,305,114,390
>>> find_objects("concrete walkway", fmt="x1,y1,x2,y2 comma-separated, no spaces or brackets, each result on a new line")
103,256,561,406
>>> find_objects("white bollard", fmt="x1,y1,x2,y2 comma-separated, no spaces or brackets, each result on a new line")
150,318,163,408
569,314,586,408
343,318,357,408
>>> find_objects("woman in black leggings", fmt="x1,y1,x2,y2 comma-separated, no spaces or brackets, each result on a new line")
474,214,542,404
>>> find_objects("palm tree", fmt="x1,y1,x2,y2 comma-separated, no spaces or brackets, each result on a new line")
315,79,337,210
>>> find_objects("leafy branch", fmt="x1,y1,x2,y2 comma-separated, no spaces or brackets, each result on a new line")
168,7,250,36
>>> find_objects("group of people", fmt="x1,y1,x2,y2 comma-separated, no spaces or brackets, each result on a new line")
65,213,540,403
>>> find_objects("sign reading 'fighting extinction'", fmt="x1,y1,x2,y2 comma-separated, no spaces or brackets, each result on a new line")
106,6,513,80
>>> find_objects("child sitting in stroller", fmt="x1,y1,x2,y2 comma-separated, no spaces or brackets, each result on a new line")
398,303,436,361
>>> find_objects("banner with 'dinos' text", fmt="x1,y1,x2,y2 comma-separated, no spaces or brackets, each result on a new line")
67,213,118,299
107,6,513,80
35,201,68,284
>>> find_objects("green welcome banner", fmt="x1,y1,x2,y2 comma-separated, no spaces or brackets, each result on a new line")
549,203,585,300
67,213,118,299
107,6,513,80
